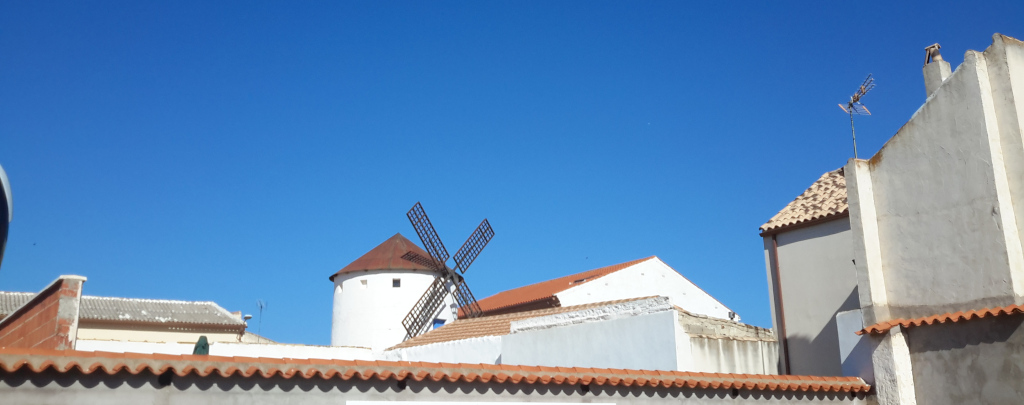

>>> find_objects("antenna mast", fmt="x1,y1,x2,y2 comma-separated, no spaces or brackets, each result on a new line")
256,299,267,344
838,74,876,158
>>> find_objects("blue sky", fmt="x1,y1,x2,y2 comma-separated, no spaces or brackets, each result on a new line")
1,2,1022,344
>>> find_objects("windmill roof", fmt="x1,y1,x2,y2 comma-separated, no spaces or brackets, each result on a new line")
329,233,437,281
760,168,848,234
469,257,657,316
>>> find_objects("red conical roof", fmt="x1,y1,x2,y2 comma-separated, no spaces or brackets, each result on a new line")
329,233,438,281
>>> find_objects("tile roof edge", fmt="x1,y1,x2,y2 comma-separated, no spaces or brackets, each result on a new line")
0,348,872,394
759,210,850,236
857,303,1024,335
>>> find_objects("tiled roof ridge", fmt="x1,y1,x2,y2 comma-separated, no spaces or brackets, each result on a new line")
3,291,224,307
472,256,657,315
857,303,1024,335
760,168,848,234
0,348,871,393
392,297,659,349
82,295,221,306
0,291,243,327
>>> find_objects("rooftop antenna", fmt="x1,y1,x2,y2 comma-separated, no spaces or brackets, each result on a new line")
256,299,267,344
838,74,876,158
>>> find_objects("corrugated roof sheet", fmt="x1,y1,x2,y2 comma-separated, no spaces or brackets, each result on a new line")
0,348,871,393
760,168,848,234
0,292,243,327
330,233,437,281
393,297,652,349
470,257,656,316
857,304,1024,335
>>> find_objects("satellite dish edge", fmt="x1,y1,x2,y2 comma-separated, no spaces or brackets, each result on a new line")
0,163,10,271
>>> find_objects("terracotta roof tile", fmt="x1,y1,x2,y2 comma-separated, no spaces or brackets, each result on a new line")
0,347,870,393
0,292,244,327
761,168,848,234
857,304,1024,335
330,233,437,281
393,297,654,349
471,257,656,316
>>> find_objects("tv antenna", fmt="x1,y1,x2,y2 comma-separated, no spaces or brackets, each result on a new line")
839,74,876,158
400,202,494,340
256,299,267,344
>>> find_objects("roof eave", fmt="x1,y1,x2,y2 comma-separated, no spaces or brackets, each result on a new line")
759,211,850,237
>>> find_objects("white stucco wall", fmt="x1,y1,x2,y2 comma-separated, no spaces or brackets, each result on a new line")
75,325,240,344
380,336,502,364
75,339,375,360
688,337,777,375
835,309,874,384
382,297,776,374
331,270,456,351
767,218,859,376
555,258,736,321
501,310,679,370
847,37,1024,320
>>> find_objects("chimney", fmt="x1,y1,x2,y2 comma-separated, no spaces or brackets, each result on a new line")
923,43,951,97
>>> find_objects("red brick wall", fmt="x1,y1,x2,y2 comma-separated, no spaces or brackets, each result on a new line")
0,277,83,350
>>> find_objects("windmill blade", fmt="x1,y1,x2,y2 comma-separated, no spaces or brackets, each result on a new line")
401,277,451,339
452,219,494,274
407,202,449,270
401,251,439,270
451,277,483,319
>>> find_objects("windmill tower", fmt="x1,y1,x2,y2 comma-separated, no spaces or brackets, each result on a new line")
329,202,493,351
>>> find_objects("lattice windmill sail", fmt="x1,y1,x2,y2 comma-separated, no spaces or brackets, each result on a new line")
401,202,494,339
839,74,876,158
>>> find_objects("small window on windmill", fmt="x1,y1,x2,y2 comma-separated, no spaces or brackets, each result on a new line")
360,279,368,288
432,319,445,330
393,278,401,288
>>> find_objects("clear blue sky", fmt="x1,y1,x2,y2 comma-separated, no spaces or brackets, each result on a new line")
1,2,1022,345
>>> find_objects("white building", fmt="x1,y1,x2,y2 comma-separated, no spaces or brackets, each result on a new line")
760,168,861,377
384,296,776,374
381,257,776,374
472,256,738,321
760,34,1024,404
844,34,1024,404
329,233,458,352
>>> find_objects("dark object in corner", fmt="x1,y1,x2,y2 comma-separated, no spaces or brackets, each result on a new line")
193,335,210,355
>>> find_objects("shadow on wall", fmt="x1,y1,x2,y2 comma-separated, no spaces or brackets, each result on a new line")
907,314,1024,404
787,288,860,376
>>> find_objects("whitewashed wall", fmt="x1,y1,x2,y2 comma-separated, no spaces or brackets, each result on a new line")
688,337,777,375
847,39,1024,322
331,270,455,351
75,327,240,344
380,336,501,364
502,309,679,370
555,257,736,321
76,339,375,360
